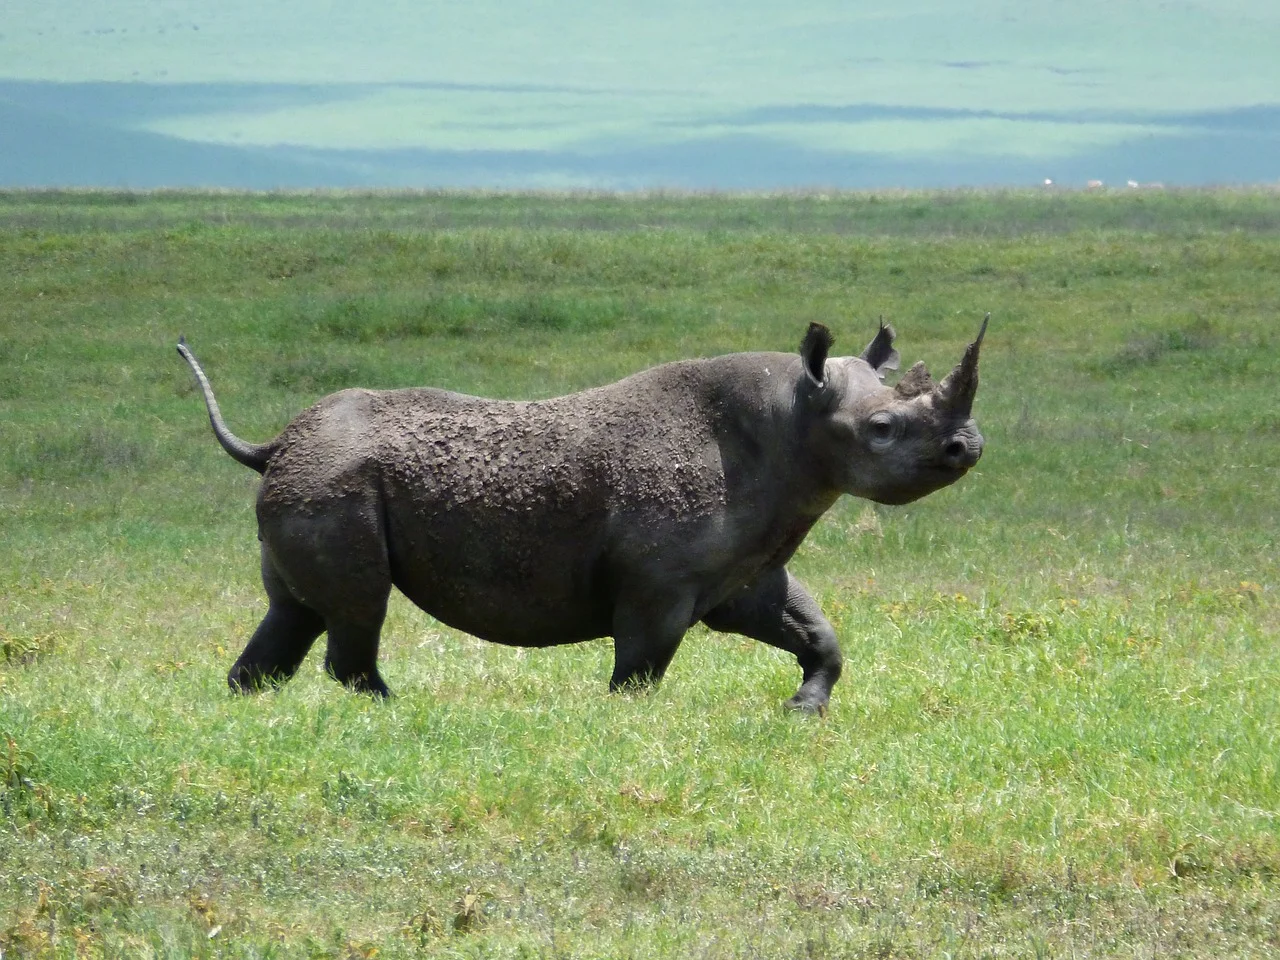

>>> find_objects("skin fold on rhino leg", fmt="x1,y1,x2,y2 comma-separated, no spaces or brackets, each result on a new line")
227,549,326,693
608,589,697,692
701,568,843,713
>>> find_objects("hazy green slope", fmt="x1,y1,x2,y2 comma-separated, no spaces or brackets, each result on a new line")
2,1,1279,187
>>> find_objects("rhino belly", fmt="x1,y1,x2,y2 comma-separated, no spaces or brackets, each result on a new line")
383,502,613,647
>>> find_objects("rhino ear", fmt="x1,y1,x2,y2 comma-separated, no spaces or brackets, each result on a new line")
860,318,900,380
800,323,834,388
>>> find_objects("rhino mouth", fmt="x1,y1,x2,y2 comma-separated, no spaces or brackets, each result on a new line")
928,462,977,487
868,461,973,505
933,459,976,476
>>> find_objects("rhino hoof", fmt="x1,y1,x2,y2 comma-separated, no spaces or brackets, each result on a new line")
784,695,828,716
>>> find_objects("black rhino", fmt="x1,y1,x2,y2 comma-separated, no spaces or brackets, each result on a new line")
179,318,986,711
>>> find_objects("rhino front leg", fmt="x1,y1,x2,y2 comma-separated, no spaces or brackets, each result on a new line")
609,590,696,692
702,568,843,713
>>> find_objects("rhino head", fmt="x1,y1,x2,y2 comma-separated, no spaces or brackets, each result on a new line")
800,316,988,506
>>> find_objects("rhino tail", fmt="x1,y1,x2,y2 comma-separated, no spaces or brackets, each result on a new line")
176,337,273,474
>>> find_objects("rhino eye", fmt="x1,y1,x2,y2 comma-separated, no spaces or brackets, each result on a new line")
868,414,897,444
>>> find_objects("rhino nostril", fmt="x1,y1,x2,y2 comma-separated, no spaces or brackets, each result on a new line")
944,439,968,463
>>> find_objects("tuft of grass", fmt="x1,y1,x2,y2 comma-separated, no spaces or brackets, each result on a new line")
10,426,149,484
0,632,57,666
1101,316,1219,371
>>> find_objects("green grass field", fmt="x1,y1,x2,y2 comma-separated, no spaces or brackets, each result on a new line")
1,189,1278,958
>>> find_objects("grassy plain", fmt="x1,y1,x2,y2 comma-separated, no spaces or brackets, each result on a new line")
1,189,1278,957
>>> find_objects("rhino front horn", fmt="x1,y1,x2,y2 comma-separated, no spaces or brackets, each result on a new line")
937,313,989,418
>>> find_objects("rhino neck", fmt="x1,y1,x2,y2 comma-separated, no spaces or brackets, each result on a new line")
702,355,844,565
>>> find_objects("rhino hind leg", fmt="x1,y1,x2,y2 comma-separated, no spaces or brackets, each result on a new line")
246,498,395,697
228,550,326,693
228,602,326,693
322,610,391,697
702,568,843,713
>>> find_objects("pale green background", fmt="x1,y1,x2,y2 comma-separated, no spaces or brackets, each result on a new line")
2,1,1278,187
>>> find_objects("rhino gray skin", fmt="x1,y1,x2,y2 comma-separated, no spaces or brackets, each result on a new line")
178,318,986,711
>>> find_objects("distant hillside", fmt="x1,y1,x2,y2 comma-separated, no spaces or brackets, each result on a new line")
0,98,358,189
2,1,1278,189
3,85,1278,190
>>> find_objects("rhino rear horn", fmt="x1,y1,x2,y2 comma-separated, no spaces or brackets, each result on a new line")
936,313,989,418
894,361,935,398
860,318,900,380
800,323,834,388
